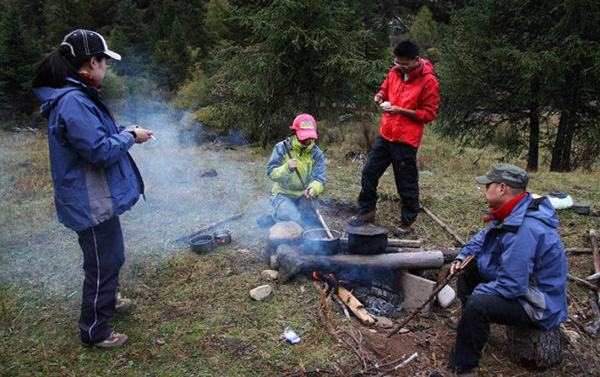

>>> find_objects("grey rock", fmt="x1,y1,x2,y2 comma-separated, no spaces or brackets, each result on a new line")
277,244,304,284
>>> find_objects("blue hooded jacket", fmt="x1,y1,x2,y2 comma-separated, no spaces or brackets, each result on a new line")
456,194,568,330
34,77,144,232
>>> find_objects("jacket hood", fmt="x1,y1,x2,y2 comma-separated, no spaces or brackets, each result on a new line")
501,194,560,230
34,77,93,118
403,58,435,82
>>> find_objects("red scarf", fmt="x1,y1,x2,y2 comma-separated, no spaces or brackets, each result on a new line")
484,193,527,223
78,71,100,89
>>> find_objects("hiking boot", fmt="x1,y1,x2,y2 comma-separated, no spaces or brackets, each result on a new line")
392,225,412,236
446,316,459,330
115,297,132,313
84,331,129,350
257,213,276,228
458,368,478,377
426,371,445,377
348,210,376,226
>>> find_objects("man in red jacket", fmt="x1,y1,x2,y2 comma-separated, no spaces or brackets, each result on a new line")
349,40,439,235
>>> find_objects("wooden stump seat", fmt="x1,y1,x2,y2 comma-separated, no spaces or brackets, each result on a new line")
506,325,562,368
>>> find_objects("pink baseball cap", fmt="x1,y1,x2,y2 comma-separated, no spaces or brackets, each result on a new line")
290,114,318,140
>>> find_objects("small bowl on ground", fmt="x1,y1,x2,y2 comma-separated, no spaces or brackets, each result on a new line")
190,234,215,253
213,229,232,245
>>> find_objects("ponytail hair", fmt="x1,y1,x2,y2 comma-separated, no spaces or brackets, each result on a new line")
32,45,102,88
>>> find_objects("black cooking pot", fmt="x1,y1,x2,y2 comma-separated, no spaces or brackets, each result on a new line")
345,226,389,255
190,234,215,253
302,228,342,256
573,204,591,215
213,228,232,245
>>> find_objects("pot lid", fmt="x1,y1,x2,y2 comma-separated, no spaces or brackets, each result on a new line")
345,226,389,236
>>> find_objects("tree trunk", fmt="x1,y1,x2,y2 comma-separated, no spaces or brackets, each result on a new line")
550,73,579,172
550,110,570,171
506,326,562,368
526,106,540,172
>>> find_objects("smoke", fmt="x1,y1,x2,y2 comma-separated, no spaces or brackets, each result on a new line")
116,101,273,258
0,95,274,303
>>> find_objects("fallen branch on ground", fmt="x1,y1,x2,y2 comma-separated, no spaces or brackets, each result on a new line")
176,213,243,242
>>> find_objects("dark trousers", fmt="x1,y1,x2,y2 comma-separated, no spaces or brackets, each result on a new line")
449,263,536,373
357,135,419,226
76,216,125,344
272,193,321,229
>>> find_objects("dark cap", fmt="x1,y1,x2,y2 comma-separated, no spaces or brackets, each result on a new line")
475,163,529,189
61,29,121,61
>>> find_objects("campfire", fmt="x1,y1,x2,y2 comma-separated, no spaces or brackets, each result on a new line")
268,221,453,328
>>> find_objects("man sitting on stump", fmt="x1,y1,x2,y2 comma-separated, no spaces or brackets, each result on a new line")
448,164,568,377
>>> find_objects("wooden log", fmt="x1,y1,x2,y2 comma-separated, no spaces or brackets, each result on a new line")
272,247,458,267
339,237,421,248
337,287,375,325
421,206,466,246
568,274,597,290
565,248,593,254
583,294,600,337
591,229,599,270
506,326,562,368
389,247,461,263
176,213,243,242
299,251,444,270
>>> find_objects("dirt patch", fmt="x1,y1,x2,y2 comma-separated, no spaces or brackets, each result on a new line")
315,202,600,377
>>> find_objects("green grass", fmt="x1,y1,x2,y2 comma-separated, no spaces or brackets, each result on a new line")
1,117,599,376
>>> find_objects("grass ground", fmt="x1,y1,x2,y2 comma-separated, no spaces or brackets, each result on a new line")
1,114,599,376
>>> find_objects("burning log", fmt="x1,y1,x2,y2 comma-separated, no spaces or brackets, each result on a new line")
312,271,375,325
337,287,375,326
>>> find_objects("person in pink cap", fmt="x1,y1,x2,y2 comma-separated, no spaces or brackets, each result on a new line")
267,114,326,229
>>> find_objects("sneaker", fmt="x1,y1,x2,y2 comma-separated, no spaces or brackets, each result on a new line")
392,225,412,236
348,210,376,226
115,297,132,313
89,331,129,350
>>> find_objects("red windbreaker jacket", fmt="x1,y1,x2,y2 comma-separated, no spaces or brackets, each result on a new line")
377,58,439,148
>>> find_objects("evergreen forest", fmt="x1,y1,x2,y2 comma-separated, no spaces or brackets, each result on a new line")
0,0,599,171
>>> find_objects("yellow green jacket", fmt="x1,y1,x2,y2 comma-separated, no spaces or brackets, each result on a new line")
267,136,326,199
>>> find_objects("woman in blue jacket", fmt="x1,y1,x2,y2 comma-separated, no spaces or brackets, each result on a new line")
33,30,153,349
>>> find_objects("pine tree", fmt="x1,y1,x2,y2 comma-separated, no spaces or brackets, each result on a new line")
548,0,600,171
167,18,192,88
205,0,230,42
436,0,558,171
208,0,385,144
0,1,41,122
110,0,151,76
408,6,438,51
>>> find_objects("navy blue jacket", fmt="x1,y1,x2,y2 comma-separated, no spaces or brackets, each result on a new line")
456,194,568,330
34,77,144,232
